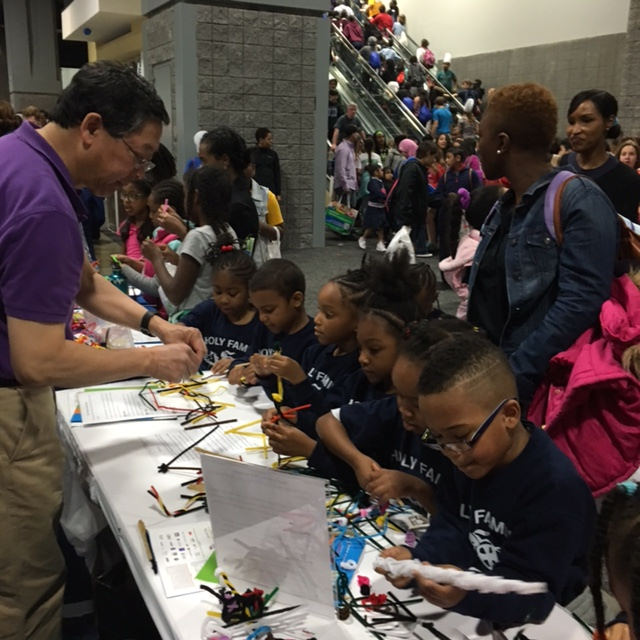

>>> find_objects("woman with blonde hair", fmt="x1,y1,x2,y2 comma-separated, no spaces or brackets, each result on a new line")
615,137,640,173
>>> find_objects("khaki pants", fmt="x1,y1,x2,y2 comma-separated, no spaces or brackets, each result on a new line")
0,387,64,640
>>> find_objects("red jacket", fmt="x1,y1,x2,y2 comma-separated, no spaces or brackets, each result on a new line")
372,12,393,33
528,275,640,496
342,20,363,44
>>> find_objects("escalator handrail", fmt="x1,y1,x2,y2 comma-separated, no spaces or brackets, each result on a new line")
330,23,426,137
341,0,465,112
387,32,466,112
329,65,400,138
386,31,465,112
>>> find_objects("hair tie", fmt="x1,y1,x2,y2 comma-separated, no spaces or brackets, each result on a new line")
617,480,638,496
458,188,471,211
220,245,234,253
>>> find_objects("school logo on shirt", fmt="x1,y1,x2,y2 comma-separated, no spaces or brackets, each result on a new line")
468,529,500,570
391,450,442,485
307,367,334,391
203,337,250,365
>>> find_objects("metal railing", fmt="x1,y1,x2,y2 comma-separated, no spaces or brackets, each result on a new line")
330,23,426,139
341,1,465,112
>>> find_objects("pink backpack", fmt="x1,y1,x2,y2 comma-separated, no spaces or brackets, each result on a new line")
421,49,435,69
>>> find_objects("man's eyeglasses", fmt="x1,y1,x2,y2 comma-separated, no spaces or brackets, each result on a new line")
421,397,514,454
121,138,155,173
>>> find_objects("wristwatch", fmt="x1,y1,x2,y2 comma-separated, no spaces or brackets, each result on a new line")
140,310,158,336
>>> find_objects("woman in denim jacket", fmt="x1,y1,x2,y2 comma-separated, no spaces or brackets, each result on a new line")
467,83,618,406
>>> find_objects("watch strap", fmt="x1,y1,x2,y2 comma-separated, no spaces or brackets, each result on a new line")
140,310,158,336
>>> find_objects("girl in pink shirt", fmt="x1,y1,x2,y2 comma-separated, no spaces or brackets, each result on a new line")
117,179,152,261
439,186,503,319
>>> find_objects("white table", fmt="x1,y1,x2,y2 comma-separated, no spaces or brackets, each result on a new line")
57,377,592,640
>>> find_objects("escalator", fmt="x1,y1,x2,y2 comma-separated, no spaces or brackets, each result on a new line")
345,2,465,112
330,24,427,139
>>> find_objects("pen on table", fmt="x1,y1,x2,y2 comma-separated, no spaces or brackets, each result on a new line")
137,519,158,574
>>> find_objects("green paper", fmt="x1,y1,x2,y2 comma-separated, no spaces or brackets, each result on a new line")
195,551,219,583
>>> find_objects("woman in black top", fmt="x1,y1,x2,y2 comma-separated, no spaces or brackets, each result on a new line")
562,89,640,222
199,126,259,246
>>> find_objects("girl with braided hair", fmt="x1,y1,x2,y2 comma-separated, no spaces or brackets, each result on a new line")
591,481,640,640
179,236,261,373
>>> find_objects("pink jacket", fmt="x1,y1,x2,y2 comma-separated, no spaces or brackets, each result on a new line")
528,275,640,496
438,229,480,320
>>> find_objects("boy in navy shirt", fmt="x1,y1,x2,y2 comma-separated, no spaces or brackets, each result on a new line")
228,259,316,399
377,334,595,628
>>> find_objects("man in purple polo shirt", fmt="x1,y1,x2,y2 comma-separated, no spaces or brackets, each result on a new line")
0,61,206,639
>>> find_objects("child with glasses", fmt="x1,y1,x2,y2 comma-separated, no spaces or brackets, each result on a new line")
116,179,152,262
377,333,596,629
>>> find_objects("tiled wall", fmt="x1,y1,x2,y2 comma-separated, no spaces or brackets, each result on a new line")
619,0,640,137
143,3,320,249
450,33,626,136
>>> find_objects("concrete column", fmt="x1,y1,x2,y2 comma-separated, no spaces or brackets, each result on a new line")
142,0,330,249
619,0,640,137
2,0,61,111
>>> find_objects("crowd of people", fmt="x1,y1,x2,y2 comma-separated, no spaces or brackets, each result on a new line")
0,17,639,640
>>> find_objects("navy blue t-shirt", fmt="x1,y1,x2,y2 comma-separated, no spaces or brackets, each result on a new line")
242,317,318,399
290,344,361,434
412,422,595,627
339,396,451,488
181,299,261,370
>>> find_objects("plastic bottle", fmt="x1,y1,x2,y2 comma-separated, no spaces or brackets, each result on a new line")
106,255,129,294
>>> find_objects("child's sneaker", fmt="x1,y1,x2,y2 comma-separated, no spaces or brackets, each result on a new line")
376,241,386,252
358,236,367,250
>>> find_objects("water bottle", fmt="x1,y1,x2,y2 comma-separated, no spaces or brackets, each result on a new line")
106,256,129,294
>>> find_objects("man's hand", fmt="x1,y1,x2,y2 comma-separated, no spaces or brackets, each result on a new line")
266,354,306,384
413,563,466,609
376,546,414,589
152,321,206,364
146,343,203,382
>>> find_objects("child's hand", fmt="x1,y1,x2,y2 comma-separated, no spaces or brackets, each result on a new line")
353,455,381,489
266,355,306,384
260,407,299,428
376,546,414,588
606,623,631,640
159,244,180,265
152,205,188,238
141,239,161,262
250,353,270,378
366,469,416,504
413,563,467,609
263,420,315,457
260,407,280,426
210,357,232,376
228,363,255,385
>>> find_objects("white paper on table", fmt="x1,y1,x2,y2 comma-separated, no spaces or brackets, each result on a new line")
142,426,268,467
77,389,176,425
146,520,214,598
201,453,335,619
